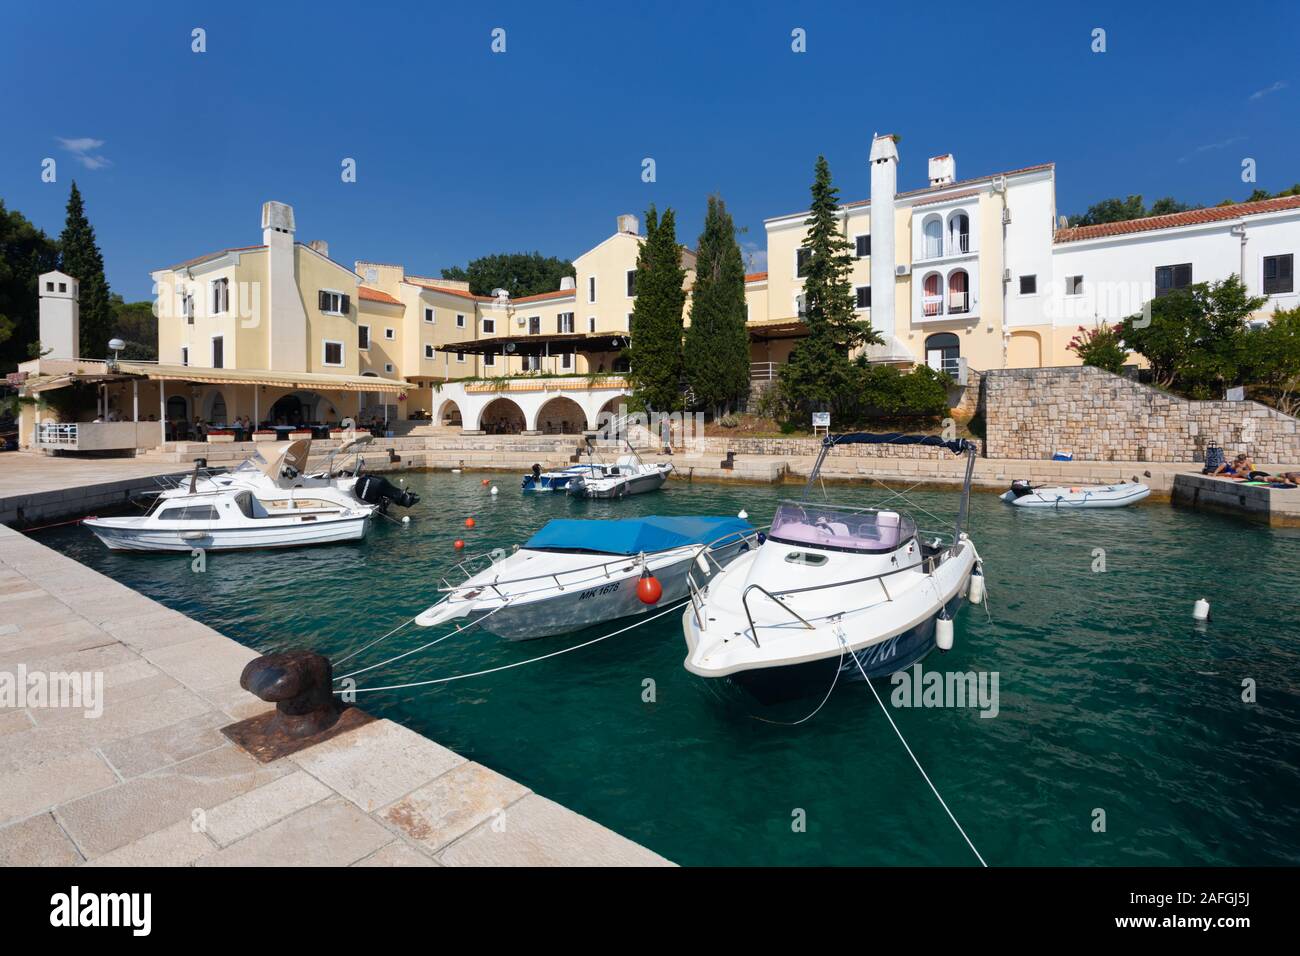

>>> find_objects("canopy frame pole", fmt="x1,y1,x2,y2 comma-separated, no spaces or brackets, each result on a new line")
159,379,166,444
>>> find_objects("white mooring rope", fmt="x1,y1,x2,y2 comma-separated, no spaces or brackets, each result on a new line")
335,599,688,695
334,597,517,682
835,625,988,867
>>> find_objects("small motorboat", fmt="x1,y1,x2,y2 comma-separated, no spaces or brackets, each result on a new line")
567,455,673,499
521,462,607,493
84,487,373,552
1001,479,1150,508
681,432,983,703
416,515,755,640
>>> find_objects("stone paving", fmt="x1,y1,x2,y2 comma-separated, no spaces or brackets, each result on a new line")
0,524,671,866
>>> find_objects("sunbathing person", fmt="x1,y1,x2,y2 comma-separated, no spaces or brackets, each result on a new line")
1213,453,1254,478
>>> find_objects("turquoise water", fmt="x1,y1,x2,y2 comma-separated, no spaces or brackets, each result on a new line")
35,473,1300,865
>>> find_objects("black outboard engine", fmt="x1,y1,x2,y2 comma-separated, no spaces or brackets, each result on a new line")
355,474,420,513
531,463,542,480
1009,479,1035,498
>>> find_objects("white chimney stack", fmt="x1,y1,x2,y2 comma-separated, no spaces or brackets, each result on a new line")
261,201,308,370
869,134,899,337
38,270,79,360
928,154,956,187
617,214,639,236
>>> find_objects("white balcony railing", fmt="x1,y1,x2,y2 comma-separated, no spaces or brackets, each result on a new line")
948,291,971,314
750,361,781,383
916,233,973,262
922,294,944,317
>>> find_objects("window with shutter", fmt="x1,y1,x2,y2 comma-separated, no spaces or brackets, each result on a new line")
796,248,811,278
1264,254,1294,295
1155,263,1193,296
319,291,329,311
855,235,870,259
340,294,350,315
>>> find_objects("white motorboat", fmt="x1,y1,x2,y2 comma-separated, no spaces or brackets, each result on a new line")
416,515,756,640
521,461,609,493
566,455,673,499
84,487,373,552
1001,479,1150,508
682,432,984,703
154,438,418,513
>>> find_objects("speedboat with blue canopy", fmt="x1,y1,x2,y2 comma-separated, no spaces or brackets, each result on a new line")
681,432,986,703
416,515,757,640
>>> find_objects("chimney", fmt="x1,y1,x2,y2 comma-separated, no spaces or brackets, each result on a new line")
38,270,79,360
307,239,329,258
928,154,956,187
869,134,899,335
617,214,639,236
261,201,308,371
559,275,576,291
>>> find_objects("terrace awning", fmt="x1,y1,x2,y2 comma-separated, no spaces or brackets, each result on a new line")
437,332,628,356
117,362,408,392
747,319,810,341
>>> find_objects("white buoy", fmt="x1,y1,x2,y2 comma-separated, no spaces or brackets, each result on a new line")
490,486,499,495
738,509,748,520
936,615,954,651
451,468,461,474
968,573,985,605
398,477,404,483
1193,598,1211,622
402,515,410,524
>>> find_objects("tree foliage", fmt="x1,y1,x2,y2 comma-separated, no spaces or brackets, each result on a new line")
1068,194,1194,226
59,182,115,359
625,206,687,411
440,252,574,298
779,155,881,422
109,294,158,361
1067,322,1128,374
0,199,60,373
1120,275,1265,398
684,195,750,415
1242,306,1300,416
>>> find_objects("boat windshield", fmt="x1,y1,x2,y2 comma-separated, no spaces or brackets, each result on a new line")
768,503,916,553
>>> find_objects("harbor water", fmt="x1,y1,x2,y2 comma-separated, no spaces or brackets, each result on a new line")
36,472,1300,865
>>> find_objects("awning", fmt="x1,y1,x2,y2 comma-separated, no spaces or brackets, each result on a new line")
118,362,408,393
747,319,809,341
438,332,628,356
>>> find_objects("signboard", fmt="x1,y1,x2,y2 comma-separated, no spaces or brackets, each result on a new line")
4,372,28,386
1225,386,1245,402
811,412,830,427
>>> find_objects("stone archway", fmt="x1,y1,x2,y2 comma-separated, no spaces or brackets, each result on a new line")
437,398,463,428
480,397,526,435
535,396,587,434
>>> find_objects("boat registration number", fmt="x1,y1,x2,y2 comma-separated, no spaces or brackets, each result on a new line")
578,583,620,601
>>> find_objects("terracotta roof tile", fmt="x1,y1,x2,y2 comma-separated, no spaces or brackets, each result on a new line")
357,286,402,305
745,271,768,282
511,288,576,304
1054,194,1300,243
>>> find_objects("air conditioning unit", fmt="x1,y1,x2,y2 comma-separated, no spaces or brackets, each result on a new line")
515,316,527,327
895,264,911,277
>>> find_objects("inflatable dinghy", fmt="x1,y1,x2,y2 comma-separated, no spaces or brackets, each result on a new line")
1001,479,1150,509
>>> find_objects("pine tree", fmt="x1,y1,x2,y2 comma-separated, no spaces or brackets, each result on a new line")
626,205,686,411
779,155,881,422
59,182,115,359
684,195,750,416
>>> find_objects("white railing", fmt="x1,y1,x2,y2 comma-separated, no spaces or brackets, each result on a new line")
36,422,78,446
948,291,971,314
916,233,973,261
750,361,781,382
922,294,944,317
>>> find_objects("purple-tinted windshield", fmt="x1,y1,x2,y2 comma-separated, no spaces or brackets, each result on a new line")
769,503,915,552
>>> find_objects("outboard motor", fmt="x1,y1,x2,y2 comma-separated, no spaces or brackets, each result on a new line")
1009,479,1035,499
355,474,419,513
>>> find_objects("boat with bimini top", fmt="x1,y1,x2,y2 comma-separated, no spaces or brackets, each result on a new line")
681,432,985,703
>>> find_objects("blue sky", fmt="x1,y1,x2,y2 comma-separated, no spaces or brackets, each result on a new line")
1,0,1295,300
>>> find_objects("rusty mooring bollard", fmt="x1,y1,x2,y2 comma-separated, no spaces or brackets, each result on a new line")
222,649,373,762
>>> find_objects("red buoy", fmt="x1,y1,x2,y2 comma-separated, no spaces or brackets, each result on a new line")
453,539,465,550
636,572,663,605
465,517,476,529
481,479,490,486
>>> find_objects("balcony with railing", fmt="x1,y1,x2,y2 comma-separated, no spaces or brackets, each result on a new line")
914,267,977,324
916,231,974,262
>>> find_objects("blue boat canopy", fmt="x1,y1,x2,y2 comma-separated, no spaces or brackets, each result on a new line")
524,515,752,555
824,432,975,455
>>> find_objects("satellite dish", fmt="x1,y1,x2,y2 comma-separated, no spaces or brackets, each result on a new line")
108,338,125,352
505,343,516,354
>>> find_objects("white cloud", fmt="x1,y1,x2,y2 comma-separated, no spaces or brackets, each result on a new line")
1249,80,1287,101
1177,135,1245,165
56,136,111,169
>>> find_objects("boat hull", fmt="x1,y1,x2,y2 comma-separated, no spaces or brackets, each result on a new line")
85,515,370,552
568,469,668,499
1001,483,1151,508
456,539,745,640
721,590,965,705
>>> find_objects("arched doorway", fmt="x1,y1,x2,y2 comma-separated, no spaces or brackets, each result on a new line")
437,399,462,428
536,397,587,435
166,395,188,423
269,394,304,426
204,391,228,424
1008,331,1043,369
924,333,960,378
480,398,525,435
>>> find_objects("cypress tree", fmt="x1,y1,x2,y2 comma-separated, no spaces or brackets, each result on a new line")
59,182,115,359
684,195,750,417
779,155,881,422
626,205,686,411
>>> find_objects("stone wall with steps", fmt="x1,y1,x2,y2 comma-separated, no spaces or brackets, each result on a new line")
984,366,1300,464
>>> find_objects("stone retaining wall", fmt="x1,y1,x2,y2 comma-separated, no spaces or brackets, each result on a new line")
985,366,1300,463
685,435,984,459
